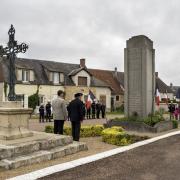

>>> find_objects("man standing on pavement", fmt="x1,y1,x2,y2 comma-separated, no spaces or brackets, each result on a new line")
52,90,68,135
68,92,85,141
96,101,101,119
45,100,52,122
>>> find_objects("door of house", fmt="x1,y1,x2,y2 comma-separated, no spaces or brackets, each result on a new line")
100,95,106,105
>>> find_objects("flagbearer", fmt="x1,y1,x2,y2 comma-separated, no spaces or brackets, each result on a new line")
91,100,96,119
86,90,96,119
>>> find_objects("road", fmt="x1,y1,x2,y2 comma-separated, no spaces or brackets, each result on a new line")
40,135,180,180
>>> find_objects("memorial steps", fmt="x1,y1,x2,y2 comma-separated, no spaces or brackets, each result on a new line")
0,132,88,170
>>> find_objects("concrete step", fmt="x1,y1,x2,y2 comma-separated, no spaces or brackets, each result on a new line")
0,141,88,170
0,135,73,160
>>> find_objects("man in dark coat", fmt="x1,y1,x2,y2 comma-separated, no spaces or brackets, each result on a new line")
101,102,106,118
96,101,101,119
45,101,52,122
68,93,85,141
91,101,96,119
39,104,45,123
168,101,175,120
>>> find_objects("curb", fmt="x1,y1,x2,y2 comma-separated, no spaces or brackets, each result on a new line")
8,130,180,180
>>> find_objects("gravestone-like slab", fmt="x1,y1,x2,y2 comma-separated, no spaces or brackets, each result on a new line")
124,35,155,117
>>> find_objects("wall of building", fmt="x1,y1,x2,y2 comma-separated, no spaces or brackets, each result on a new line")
0,82,4,101
72,70,91,86
64,86,96,103
15,84,64,104
114,94,124,108
95,87,111,110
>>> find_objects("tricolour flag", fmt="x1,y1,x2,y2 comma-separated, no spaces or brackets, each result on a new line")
155,88,161,106
86,90,96,109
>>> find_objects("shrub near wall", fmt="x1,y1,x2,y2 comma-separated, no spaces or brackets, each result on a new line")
102,126,149,146
45,125,104,137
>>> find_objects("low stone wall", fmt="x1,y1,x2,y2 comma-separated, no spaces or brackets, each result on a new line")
105,120,175,133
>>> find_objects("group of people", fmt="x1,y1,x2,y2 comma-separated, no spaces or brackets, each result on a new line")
39,90,89,141
168,102,180,120
39,101,52,123
85,100,106,119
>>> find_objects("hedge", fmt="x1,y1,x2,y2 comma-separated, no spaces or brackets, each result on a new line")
102,126,148,146
45,125,104,137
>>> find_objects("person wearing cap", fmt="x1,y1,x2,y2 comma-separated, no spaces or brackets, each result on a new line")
68,92,85,141
45,100,52,122
52,90,68,134
39,103,45,123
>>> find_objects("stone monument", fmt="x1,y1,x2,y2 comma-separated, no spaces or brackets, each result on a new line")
124,35,155,117
0,25,87,170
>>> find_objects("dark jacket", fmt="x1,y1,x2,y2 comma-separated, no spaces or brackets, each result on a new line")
46,103,51,112
68,98,85,122
39,105,44,114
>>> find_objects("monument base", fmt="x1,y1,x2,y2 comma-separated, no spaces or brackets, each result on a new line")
0,132,88,170
0,108,33,140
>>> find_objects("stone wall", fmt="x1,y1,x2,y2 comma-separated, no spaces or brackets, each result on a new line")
0,83,3,101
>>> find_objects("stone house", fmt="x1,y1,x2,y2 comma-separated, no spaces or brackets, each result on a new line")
0,57,112,110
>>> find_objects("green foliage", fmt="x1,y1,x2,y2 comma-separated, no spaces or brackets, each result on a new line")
115,104,124,113
102,126,131,146
28,93,39,110
172,120,178,129
113,110,165,127
101,126,149,146
45,125,105,137
28,85,40,110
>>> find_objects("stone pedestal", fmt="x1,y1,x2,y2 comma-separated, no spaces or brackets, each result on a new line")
0,101,33,140
124,35,155,117
0,108,33,140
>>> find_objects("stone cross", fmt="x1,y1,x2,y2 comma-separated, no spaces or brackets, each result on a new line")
0,24,28,101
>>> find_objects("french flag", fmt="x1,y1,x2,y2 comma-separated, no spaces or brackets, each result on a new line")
86,90,96,109
155,88,161,106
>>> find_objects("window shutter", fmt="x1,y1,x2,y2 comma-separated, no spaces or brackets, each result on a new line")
60,73,64,83
49,72,53,82
29,70,34,81
17,69,22,81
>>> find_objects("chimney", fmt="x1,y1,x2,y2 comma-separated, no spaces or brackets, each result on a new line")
80,58,86,68
114,67,118,77
170,83,173,88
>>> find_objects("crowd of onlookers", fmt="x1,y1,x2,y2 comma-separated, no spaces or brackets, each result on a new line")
38,99,106,123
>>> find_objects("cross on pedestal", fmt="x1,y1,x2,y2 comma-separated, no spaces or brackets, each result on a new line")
0,24,28,101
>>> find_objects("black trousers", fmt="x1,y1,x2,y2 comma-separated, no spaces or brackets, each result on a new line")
96,110,100,119
46,111,51,122
54,120,65,134
86,109,91,119
101,110,105,118
39,113,44,122
71,121,81,141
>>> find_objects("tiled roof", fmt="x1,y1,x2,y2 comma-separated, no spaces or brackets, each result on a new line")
0,57,109,88
89,69,124,95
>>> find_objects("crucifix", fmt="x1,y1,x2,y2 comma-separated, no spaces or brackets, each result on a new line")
0,24,28,101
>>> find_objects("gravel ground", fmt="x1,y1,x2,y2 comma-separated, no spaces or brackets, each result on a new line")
0,137,117,180
40,135,180,180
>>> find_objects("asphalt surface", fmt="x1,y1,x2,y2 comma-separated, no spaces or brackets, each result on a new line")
39,135,180,180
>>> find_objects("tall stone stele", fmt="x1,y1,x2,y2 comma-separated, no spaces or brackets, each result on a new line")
124,35,155,118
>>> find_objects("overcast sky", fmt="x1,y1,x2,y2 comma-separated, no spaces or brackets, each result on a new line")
0,0,180,85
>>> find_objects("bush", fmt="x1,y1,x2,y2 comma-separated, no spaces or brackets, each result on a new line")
101,126,131,146
102,126,149,146
45,125,105,137
172,120,178,129
28,93,39,110
113,113,164,127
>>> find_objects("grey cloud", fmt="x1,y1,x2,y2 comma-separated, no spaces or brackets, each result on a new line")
0,0,180,85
